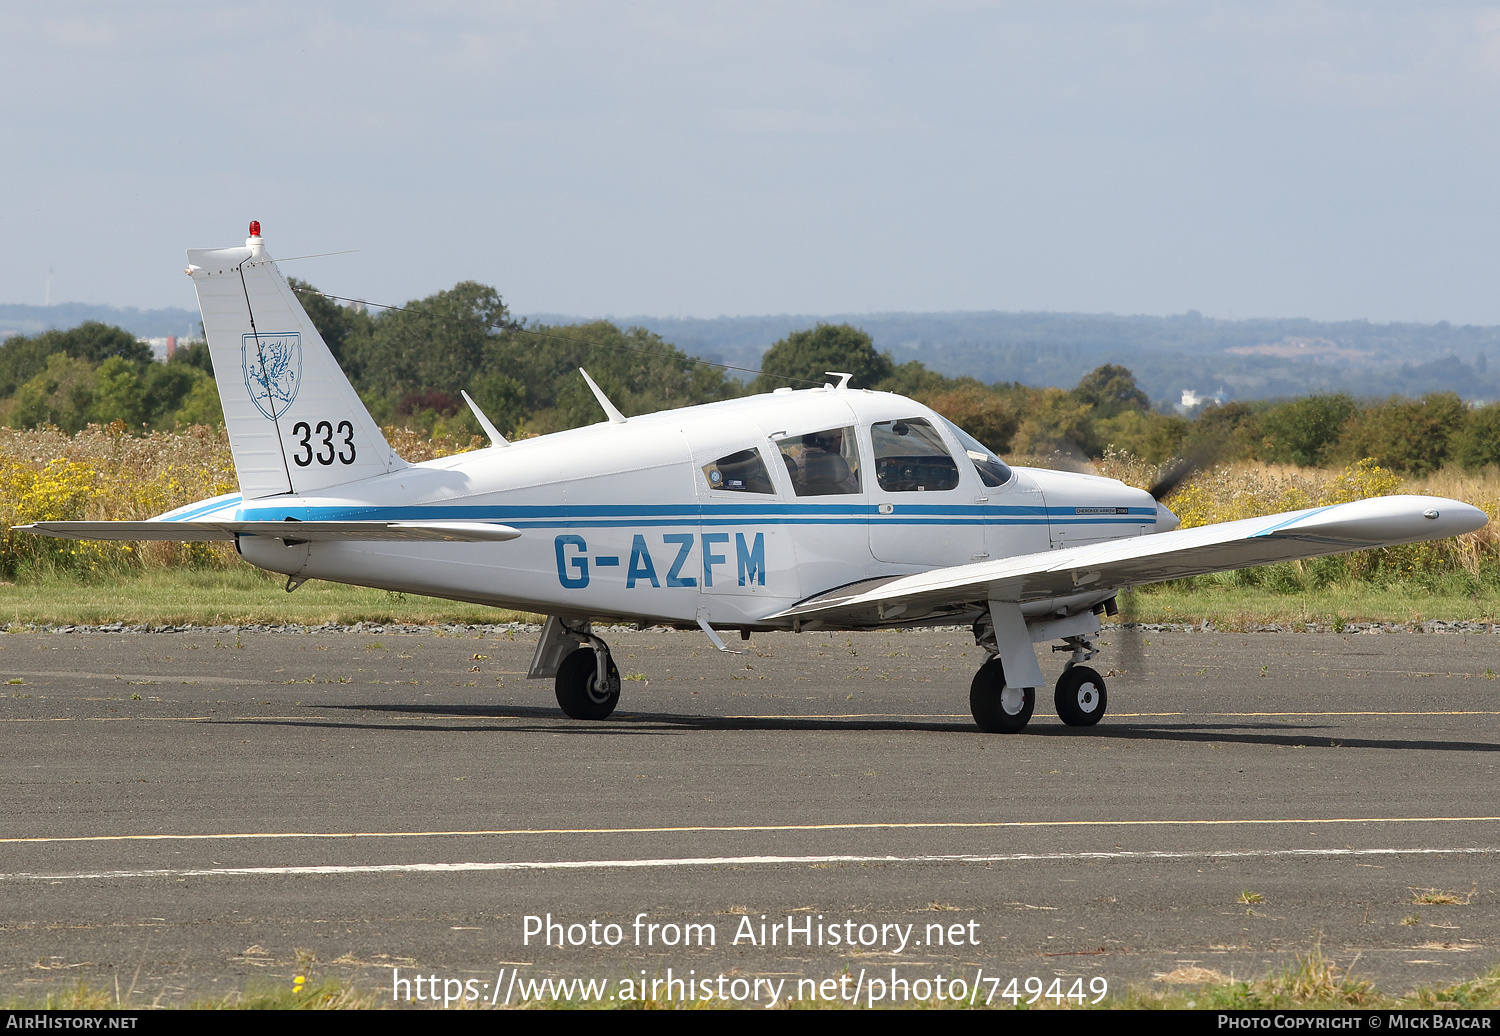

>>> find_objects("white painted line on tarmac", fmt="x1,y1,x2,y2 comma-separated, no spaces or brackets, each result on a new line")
7,815,1500,845
722,711,1500,719
1113,711,1500,718
3,846,1496,883
0,717,214,722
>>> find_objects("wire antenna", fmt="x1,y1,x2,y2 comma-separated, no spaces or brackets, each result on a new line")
289,285,828,388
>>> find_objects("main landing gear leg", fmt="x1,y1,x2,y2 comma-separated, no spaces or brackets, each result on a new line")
528,617,622,720
969,602,1045,734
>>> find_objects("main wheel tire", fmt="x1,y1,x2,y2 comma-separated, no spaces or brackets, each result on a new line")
969,657,1035,733
1054,665,1107,726
555,647,621,720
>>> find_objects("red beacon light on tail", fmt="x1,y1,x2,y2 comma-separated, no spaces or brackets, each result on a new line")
248,220,261,237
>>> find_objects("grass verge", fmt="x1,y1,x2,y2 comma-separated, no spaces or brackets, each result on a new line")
7,956,1500,1009
1122,952,1500,1011
1119,578,1500,626
0,567,538,627
2,978,382,1011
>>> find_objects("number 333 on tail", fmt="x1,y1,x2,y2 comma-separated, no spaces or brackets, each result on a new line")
291,420,357,466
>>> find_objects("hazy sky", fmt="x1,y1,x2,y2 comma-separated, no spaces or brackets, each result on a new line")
6,1,1500,324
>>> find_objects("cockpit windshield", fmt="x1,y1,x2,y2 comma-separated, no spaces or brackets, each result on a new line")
939,417,1013,488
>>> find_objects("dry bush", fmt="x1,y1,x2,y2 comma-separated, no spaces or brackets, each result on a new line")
0,423,491,577
0,422,236,575
380,425,485,463
6,424,1497,584
1093,449,1500,581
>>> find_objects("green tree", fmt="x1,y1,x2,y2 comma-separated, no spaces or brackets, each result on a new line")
6,354,98,431
0,335,59,398
1335,393,1466,475
288,277,373,368
348,281,509,402
753,323,894,392
90,356,147,428
51,321,151,364
169,339,214,377
171,371,224,428
466,370,528,439
919,382,1020,454
1187,400,1264,461
0,321,149,397
1092,409,1189,464
484,321,733,433
1452,402,1500,471
1258,394,1356,467
879,360,954,398
0,325,216,433
1070,364,1151,419
1010,387,1095,459
141,362,205,428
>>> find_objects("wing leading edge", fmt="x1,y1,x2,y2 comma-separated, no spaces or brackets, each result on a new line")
769,494,1488,624
16,521,522,543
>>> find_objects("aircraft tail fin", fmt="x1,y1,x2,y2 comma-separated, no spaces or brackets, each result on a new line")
186,223,406,499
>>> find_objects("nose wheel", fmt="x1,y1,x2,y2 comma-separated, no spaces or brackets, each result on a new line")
555,646,621,720
1054,665,1107,726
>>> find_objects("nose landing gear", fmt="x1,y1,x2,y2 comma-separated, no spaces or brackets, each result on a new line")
1054,665,1107,727
1053,634,1108,727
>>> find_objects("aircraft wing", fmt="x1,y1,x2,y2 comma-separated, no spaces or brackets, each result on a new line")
769,494,1488,624
15,521,522,543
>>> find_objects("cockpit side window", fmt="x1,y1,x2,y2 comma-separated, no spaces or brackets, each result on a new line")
776,427,861,496
871,418,961,492
939,417,1013,488
701,448,774,493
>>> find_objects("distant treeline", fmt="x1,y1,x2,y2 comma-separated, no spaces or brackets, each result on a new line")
11,300,1500,404
566,310,1500,406
0,322,221,432
3,279,1499,475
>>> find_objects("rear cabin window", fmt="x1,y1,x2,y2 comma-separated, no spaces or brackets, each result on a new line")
701,448,774,493
776,427,861,496
871,418,961,492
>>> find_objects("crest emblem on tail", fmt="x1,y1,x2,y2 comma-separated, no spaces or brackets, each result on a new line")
242,331,302,420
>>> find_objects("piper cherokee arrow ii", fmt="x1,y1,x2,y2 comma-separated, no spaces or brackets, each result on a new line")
19,225,1490,732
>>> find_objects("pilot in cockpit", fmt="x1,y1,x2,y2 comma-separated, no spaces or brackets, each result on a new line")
795,429,858,495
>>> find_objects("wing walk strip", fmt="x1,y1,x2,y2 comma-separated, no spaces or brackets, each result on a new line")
2,847,1497,884
6,816,1499,845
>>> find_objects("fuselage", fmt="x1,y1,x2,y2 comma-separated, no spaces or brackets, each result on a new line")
156,386,1166,629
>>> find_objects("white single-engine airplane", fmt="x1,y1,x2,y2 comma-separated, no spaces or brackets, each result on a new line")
19,225,1491,732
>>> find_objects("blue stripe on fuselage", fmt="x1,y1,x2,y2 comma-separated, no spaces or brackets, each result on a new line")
229,501,1151,530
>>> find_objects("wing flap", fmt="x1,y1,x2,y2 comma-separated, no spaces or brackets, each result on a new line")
15,521,522,544
770,495,1487,623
